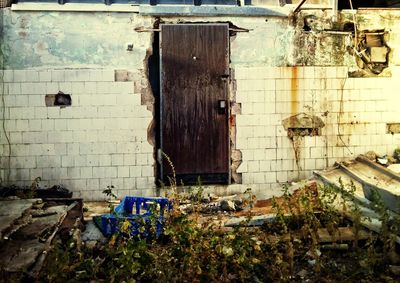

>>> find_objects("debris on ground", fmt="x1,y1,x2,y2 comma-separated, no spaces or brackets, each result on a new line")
0,183,82,280
315,154,400,214
2,149,400,281
0,184,72,199
376,154,389,165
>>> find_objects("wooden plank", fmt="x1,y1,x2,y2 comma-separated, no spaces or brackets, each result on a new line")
317,227,370,243
160,24,229,183
266,227,371,245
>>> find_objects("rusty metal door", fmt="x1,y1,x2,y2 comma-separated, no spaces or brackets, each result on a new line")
160,24,230,185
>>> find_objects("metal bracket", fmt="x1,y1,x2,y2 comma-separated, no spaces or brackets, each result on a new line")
293,0,307,14
134,27,251,33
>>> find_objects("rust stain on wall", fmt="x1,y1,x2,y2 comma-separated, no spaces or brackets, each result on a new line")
290,66,298,114
229,114,235,128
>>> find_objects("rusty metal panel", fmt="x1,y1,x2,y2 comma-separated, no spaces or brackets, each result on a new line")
160,24,229,184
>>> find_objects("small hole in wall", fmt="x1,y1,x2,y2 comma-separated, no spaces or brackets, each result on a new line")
387,123,400,134
288,128,320,138
282,113,325,138
343,22,355,32
303,15,317,32
45,91,72,107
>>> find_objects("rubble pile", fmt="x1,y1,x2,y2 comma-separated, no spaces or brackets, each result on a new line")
0,184,82,280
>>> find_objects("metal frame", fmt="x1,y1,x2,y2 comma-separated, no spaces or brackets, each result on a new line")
159,23,230,184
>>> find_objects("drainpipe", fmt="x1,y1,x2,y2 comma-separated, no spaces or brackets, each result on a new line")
331,0,338,22
293,0,307,14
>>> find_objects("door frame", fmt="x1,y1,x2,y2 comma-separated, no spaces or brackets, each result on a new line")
158,23,231,185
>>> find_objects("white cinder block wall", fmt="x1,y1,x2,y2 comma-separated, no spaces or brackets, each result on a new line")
2,65,398,200
0,69,155,200
235,66,400,193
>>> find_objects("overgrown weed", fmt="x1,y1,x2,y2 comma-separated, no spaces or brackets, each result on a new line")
31,175,400,282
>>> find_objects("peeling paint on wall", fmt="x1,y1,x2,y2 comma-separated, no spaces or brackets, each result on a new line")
0,9,153,69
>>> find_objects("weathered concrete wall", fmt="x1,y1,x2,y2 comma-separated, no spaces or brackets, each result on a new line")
235,66,400,190
234,10,400,194
0,10,152,69
1,8,400,199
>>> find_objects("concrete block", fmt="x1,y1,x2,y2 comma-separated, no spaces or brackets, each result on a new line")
11,156,36,169
36,156,50,168
28,95,44,107
241,149,254,161
26,70,40,82
136,177,151,189
303,67,315,79
264,172,276,183
9,169,30,181
14,95,26,107
247,138,260,149
130,166,141,177
86,178,100,191
3,70,13,82
81,167,93,179
253,172,266,184
11,144,29,157
46,82,59,94
141,165,153,177
9,132,22,144
75,70,91,81
22,132,46,144
103,70,115,82
92,167,106,179
54,143,67,155
304,159,316,170
71,82,85,94
47,107,60,119
96,82,111,94
41,119,55,130
111,154,124,166
237,80,261,92
88,70,103,82
8,83,21,95
103,167,117,178
84,82,97,93
136,153,149,165
248,160,260,172
38,70,51,82
315,67,327,79
58,82,73,93
118,166,130,178
265,148,277,159
85,155,99,167
61,155,74,167
51,70,65,82
13,70,27,82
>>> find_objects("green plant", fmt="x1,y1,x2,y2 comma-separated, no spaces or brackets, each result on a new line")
102,185,117,212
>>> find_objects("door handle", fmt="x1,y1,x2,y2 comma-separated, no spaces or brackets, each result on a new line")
218,100,227,114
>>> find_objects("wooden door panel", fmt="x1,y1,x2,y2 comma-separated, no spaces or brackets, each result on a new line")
160,24,229,184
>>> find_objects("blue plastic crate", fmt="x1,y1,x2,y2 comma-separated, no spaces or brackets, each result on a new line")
95,196,172,238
